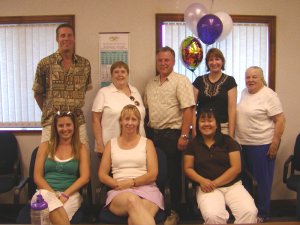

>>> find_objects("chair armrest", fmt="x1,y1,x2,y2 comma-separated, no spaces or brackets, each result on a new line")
14,177,30,204
186,179,197,202
283,155,294,183
81,182,92,206
81,185,87,201
78,182,97,224
163,183,171,211
12,158,21,182
186,179,202,218
95,182,109,206
242,168,258,201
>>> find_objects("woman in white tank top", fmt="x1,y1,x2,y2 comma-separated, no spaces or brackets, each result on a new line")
99,105,164,225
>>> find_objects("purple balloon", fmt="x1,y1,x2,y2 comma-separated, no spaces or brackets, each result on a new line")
197,14,223,45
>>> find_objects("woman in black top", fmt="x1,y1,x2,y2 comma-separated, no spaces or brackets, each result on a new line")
193,48,237,138
184,107,257,224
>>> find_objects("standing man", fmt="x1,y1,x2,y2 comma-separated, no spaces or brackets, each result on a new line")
144,46,195,225
32,24,92,146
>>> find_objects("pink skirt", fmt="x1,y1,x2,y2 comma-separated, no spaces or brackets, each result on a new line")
105,183,164,210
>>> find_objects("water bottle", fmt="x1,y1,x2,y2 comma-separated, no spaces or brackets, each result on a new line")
30,194,50,225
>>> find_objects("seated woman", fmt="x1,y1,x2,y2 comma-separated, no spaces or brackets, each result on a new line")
32,111,90,225
98,104,164,225
183,107,257,224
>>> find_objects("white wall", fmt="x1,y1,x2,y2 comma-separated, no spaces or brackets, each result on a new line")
0,0,299,203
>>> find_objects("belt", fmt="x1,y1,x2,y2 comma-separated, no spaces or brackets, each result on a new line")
152,128,181,134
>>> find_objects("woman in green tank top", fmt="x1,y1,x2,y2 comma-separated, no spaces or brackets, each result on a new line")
32,111,90,225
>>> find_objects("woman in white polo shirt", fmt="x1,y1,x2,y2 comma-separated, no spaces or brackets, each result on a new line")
92,61,145,156
235,66,285,223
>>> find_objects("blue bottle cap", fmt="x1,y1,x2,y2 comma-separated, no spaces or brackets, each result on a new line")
31,194,48,210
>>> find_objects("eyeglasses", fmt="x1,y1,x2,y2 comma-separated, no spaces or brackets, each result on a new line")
55,111,73,117
129,96,140,106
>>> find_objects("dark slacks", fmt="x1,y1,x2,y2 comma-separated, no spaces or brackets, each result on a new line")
148,128,182,213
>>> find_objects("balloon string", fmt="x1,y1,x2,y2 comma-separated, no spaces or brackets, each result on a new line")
205,44,209,54
193,71,197,79
210,0,214,13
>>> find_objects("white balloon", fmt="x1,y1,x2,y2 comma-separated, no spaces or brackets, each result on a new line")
184,3,208,36
215,11,233,41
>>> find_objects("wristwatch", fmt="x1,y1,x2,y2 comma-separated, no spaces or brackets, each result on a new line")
181,134,189,141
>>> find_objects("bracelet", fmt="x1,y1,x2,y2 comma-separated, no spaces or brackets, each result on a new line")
96,152,103,159
181,134,189,141
60,192,70,199
132,178,136,187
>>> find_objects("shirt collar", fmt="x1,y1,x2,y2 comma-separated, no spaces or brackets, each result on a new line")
195,134,225,148
110,83,136,94
154,71,175,83
55,50,78,64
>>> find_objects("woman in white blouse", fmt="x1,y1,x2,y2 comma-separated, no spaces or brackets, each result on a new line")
92,61,145,155
235,66,285,222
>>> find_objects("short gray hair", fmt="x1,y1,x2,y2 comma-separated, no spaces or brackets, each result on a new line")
246,66,267,86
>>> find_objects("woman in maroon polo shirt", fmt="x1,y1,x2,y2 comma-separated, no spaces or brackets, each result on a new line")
184,107,257,224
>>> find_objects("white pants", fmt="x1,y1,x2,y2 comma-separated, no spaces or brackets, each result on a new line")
31,189,82,221
196,181,257,224
41,124,89,146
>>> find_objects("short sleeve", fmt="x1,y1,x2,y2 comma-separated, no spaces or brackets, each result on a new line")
92,89,105,112
177,76,195,109
266,90,283,117
225,136,241,153
143,82,149,108
226,75,237,91
184,140,196,156
192,75,204,90
85,60,92,91
131,86,145,108
32,61,46,94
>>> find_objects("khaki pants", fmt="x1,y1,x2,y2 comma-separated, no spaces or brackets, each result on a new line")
221,122,229,135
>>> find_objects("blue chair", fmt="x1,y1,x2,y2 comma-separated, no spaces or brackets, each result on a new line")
15,147,91,224
98,147,168,224
283,133,300,220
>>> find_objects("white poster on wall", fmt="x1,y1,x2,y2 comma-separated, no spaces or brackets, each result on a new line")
98,32,130,87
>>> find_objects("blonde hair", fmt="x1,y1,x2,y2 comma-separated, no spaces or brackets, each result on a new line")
246,66,267,86
48,112,81,160
119,105,141,135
